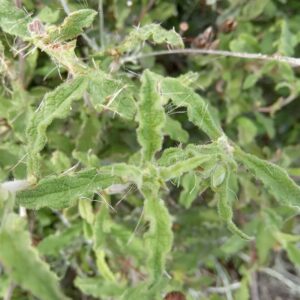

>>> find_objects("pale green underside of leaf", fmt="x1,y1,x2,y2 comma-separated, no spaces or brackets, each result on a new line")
218,173,253,240
161,78,223,140
160,155,212,181
179,173,209,208
143,195,173,283
164,115,189,143
48,9,97,42
137,70,166,161
0,0,31,38
158,143,221,168
27,76,87,155
94,202,110,250
87,71,136,120
26,76,88,175
95,250,116,282
0,214,68,300
235,148,300,207
118,24,184,53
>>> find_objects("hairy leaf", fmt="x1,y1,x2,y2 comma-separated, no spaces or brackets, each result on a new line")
87,71,136,119
164,115,189,143
211,164,227,189
217,173,253,240
160,155,212,181
16,169,116,209
142,181,173,283
48,9,97,42
235,148,300,207
179,173,209,209
38,224,82,256
137,70,166,162
95,250,116,282
26,76,88,176
0,0,31,38
94,202,110,250
161,78,223,140
117,24,183,53
0,214,68,300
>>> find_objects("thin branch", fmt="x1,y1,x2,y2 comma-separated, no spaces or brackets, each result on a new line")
58,0,99,51
206,282,241,294
136,0,156,25
120,48,300,67
215,261,233,300
250,271,260,300
59,0,71,14
4,282,16,300
258,89,298,114
259,267,300,295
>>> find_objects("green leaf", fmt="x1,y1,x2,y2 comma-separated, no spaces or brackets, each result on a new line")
144,197,173,283
120,283,149,300
0,214,68,300
277,20,297,56
234,277,250,300
234,148,300,207
160,155,212,181
38,224,82,256
47,9,97,42
0,0,31,38
158,143,220,167
242,0,269,20
237,117,257,146
141,180,173,283
164,115,189,143
179,173,209,209
78,198,94,224
16,169,116,209
93,202,110,250
95,250,116,282
137,70,166,162
211,164,227,189
117,24,183,53
286,243,300,265
92,200,117,282
158,147,192,167
75,277,125,298
161,78,223,140
256,220,275,264
26,76,88,177
87,71,136,120
217,173,253,240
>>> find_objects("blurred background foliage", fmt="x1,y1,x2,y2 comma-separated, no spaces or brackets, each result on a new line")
1,0,300,299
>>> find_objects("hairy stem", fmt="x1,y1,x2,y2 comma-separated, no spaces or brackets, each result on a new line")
121,48,300,67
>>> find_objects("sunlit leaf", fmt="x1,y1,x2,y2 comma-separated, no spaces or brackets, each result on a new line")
47,9,97,42
0,0,31,38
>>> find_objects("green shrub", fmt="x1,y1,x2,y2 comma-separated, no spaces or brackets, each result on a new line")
1,1,300,299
